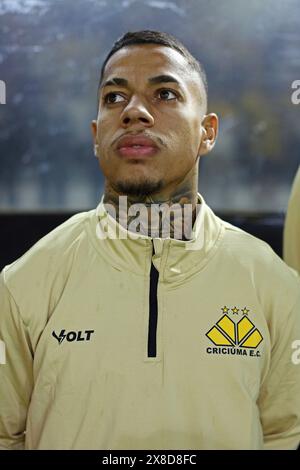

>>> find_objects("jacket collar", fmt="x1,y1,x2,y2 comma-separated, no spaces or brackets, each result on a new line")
88,193,224,283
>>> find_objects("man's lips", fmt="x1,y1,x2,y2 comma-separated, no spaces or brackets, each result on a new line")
116,134,160,158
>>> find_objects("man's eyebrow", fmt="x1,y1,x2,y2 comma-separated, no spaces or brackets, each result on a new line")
100,74,182,90
100,77,128,89
148,74,181,86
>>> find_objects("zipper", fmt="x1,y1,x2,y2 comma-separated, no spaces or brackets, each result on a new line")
147,240,159,357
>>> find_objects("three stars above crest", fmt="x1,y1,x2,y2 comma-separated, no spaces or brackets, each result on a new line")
221,306,249,316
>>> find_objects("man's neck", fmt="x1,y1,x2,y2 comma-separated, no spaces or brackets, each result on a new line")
102,174,200,241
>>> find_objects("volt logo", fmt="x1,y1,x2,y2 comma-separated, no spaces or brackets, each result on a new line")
52,329,94,344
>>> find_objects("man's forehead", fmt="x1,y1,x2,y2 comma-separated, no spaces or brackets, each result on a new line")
103,44,193,81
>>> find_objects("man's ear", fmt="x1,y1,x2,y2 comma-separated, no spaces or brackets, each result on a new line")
91,120,99,157
198,113,219,156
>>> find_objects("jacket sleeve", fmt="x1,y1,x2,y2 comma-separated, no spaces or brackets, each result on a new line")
258,290,300,450
284,166,300,274
0,270,33,450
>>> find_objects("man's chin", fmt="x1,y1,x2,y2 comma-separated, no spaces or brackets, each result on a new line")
114,179,164,198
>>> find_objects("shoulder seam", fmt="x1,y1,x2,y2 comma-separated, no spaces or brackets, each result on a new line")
4,211,91,274
1,270,27,329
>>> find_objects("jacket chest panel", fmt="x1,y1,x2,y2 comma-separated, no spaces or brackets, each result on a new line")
33,266,267,403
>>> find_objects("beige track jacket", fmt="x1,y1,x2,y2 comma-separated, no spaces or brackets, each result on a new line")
1,195,300,450
284,166,300,274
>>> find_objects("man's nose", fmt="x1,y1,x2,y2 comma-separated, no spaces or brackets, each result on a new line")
120,96,154,128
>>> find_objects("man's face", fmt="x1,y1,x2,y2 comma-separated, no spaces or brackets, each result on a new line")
91,44,217,198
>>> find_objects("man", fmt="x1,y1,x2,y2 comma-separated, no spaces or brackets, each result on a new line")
1,30,300,450
284,166,300,274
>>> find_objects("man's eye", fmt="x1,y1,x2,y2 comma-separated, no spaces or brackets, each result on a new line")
157,89,178,101
103,92,125,104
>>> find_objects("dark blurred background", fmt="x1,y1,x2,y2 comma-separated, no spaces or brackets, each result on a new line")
0,0,299,268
